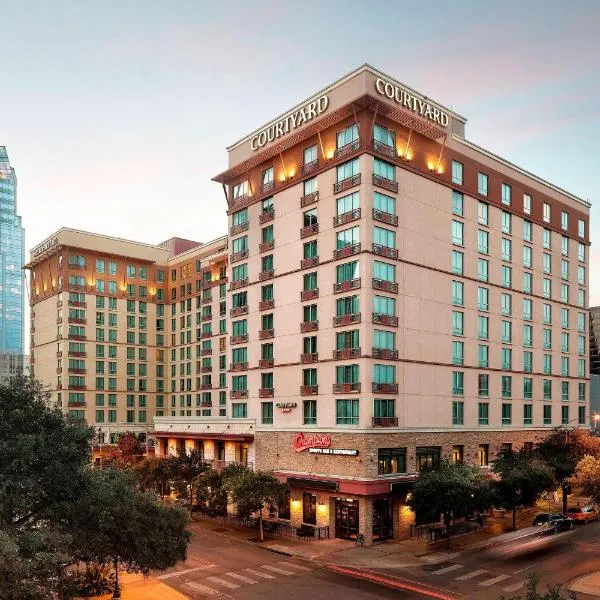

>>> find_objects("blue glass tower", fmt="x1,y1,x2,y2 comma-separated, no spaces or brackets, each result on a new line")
0,147,24,366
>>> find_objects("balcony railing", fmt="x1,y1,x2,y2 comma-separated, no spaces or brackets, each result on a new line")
67,368,86,374
372,383,398,394
230,334,248,344
333,383,361,393
333,313,361,327
372,208,399,226
301,352,318,364
372,416,399,427
202,313,212,322
68,334,87,341
258,358,274,368
300,289,319,301
259,270,274,281
301,256,319,269
333,347,360,360
333,278,361,293
334,139,360,160
68,317,86,325
372,348,399,360
201,294,213,303
68,384,87,391
200,366,212,373
230,306,248,317
372,313,398,327
300,385,318,395
68,351,86,358
333,173,361,194
333,244,361,260
372,278,398,293
259,210,275,224
372,173,399,193
259,240,274,253
373,244,399,259
68,300,86,307
231,194,249,209
261,181,275,194
200,384,213,391
200,348,212,356
259,388,274,398
259,329,274,340
333,208,361,226
200,331,212,339
300,321,318,333
259,299,275,311
230,390,248,399
230,362,248,372
230,249,249,263
300,190,319,207
230,278,249,290
300,159,319,176
230,221,249,236
371,139,397,159
300,223,319,238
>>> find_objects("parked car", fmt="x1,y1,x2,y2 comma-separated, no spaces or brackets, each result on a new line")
567,505,599,523
532,512,568,526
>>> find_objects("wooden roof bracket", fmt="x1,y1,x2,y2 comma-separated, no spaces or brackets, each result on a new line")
368,102,379,144
279,152,287,181
317,130,326,161
404,122,414,158
436,133,447,173
221,183,229,207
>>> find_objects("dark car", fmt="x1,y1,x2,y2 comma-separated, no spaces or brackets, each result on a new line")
533,513,573,532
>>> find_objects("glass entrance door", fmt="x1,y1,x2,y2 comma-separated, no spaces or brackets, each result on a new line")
372,497,393,541
335,498,359,540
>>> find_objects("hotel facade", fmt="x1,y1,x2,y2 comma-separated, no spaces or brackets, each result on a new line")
28,65,591,544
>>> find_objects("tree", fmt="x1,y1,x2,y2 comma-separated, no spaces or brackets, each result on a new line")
570,454,600,504
71,468,190,598
103,432,145,469
0,376,92,599
492,448,555,530
133,457,172,498
500,572,576,599
221,470,288,541
537,428,600,514
167,449,209,512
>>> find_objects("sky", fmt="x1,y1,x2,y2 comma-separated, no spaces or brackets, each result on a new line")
2,0,600,307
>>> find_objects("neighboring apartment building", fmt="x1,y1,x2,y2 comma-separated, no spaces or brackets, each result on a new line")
26,228,227,445
589,306,600,424
156,64,591,545
0,146,25,382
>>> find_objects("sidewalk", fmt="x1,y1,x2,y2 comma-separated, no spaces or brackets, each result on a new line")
569,572,600,598
87,572,189,600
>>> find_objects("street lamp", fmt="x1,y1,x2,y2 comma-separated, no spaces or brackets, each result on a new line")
594,414,600,432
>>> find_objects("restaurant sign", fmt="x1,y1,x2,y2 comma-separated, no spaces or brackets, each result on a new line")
293,432,331,453
309,448,359,457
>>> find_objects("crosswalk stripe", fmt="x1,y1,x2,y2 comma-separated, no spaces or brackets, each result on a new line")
225,571,257,584
424,552,460,564
455,569,487,581
502,581,525,593
280,561,312,572
244,567,275,579
432,564,464,575
260,564,294,575
158,564,215,579
185,581,220,595
206,576,240,589
479,574,511,587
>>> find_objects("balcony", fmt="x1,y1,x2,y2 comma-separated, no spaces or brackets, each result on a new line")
68,351,86,358
372,348,399,360
230,362,248,372
202,313,212,322
300,190,319,207
200,384,213,391
259,358,274,368
230,390,248,399
333,313,361,327
200,331,212,340
200,366,212,373
259,270,274,281
56,367,62,374
230,334,248,344
259,240,274,253
371,139,397,159
372,416,399,427
230,222,249,236
68,368,87,374
372,174,398,193
333,278,361,294
334,244,361,260
259,388,274,398
68,300,86,308
301,352,318,364
372,278,398,293
68,334,87,341
300,159,319,176
68,316,87,325
200,348,212,356
333,347,360,360
334,139,360,160
200,400,212,408
334,173,361,194
333,383,361,393
230,306,248,317
373,244,399,259
201,294,213,303
301,289,319,301
300,385,318,395
56,351,63,358
230,278,249,290
372,313,398,327
333,208,361,227
300,321,318,333
259,210,275,224
68,384,87,391
230,194,249,209
67,401,86,408
259,329,274,339
230,249,249,263
300,223,319,238
301,256,319,269
261,181,275,195
372,208,399,226
259,299,275,311
372,383,398,394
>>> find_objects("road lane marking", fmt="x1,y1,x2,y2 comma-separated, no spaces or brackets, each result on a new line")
184,581,220,595
513,564,536,574
479,574,511,587
158,564,215,579
225,571,257,584
206,576,240,589
424,552,460,564
260,564,294,575
455,569,487,580
432,564,464,575
244,568,275,579
281,561,312,571
503,581,525,593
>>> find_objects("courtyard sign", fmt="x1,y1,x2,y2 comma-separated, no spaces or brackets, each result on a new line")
32,236,59,257
374,78,449,127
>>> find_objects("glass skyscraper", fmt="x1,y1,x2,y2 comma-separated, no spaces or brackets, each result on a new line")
0,146,24,380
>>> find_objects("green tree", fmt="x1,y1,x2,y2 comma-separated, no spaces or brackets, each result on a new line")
133,457,172,498
492,448,555,530
537,428,600,514
167,449,209,512
500,572,576,599
570,454,600,504
407,460,493,532
222,470,288,541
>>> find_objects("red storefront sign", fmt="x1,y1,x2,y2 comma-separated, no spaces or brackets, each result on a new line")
293,432,332,453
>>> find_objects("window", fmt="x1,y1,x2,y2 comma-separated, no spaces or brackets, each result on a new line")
373,124,395,148
562,381,569,401
232,403,247,418
523,220,532,242
478,172,488,196
543,278,551,299
374,191,395,215
233,181,248,199
578,312,586,332
478,374,489,397
477,287,489,311
232,264,248,282
578,242,585,262
543,354,552,374
337,123,358,148
523,272,532,294
303,240,318,260
579,406,586,425
373,295,395,317
501,183,511,205
502,403,512,425
524,404,533,426
373,158,395,181
452,310,464,336
336,191,359,216
561,283,569,304
523,246,532,269
452,251,463,275
543,228,551,249
502,211,512,234
303,400,317,425
543,328,552,350
261,402,273,425
502,348,512,370
478,344,489,368
374,226,395,249
478,444,489,467
452,220,464,246
579,383,586,402
544,405,552,425
502,293,512,316
578,265,585,285
562,235,569,256
478,230,489,254
578,289,585,308
478,201,489,225
232,208,248,227
502,376,512,398
578,219,585,238
452,341,464,365
374,398,395,422
501,238,512,261
336,158,359,182
452,401,464,425
378,448,407,474
561,211,569,231
524,377,533,399
478,316,489,340
452,191,463,216
561,332,569,353
543,202,551,223
452,160,463,185
452,371,464,396
452,281,464,306
478,258,488,282
523,325,532,347
262,166,274,188
339,295,360,317
523,193,532,214
478,403,489,425
232,235,248,254
501,265,512,288
544,379,552,400
523,298,532,321
416,447,441,472
561,259,569,280
374,330,396,352
304,144,317,165
336,399,359,425
337,260,360,283
562,406,569,426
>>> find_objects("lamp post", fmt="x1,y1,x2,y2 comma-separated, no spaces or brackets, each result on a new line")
594,414,600,433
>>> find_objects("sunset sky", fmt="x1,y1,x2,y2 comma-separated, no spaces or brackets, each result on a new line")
2,0,599,306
